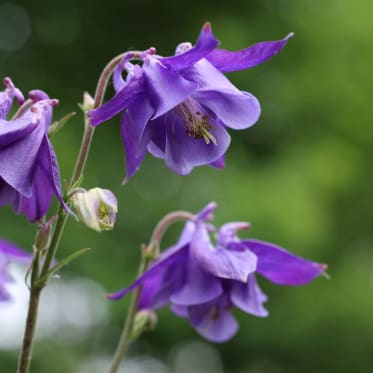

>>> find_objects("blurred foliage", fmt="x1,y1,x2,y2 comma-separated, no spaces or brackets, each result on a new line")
1,0,373,372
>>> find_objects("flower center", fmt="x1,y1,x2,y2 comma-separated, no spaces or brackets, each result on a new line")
176,98,217,145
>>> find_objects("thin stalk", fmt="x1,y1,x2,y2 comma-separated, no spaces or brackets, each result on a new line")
108,254,150,373
108,211,195,373
17,252,41,373
17,50,136,373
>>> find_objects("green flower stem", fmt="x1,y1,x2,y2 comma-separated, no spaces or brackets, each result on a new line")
108,252,151,373
17,285,42,373
108,211,195,373
17,51,135,373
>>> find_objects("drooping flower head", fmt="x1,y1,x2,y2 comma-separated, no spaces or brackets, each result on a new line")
89,24,293,181
0,78,68,222
0,238,32,302
108,202,326,343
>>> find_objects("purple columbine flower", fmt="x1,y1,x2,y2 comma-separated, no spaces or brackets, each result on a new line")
89,23,293,181
0,78,68,222
108,203,326,343
0,238,32,302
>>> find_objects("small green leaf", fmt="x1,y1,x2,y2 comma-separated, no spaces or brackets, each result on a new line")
48,112,76,138
40,247,91,283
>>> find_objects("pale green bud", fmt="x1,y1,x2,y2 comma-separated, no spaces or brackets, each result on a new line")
79,91,95,112
131,310,158,341
71,188,118,232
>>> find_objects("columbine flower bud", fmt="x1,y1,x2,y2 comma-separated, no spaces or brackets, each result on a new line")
71,188,118,232
131,310,158,341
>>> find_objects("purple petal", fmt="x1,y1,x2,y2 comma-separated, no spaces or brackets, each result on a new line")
206,33,293,72
0,118,44,197
159,22,220,70
113,54,135,92
170,253,222,306
0,177,18,207
0,117,38,149
143,56,198,119
0,77,24,119
107,243,188,300
209,155,225,169
195,89,261,130
19,163,53,222
88,72,144,127
0,238,32,264
148,112,230,175
176,221,196,246
147,261,186,309
120,93,154,182
27,98,56,137
243,239,326,285
0,286,12,302
37,137,72,216
217,222,251,247
138,270,164,309
188,298,239,343
171,304,189,318
196,202,217,222
182,58,239,91
28,90,49,102
230,274,268,317
191,224,257,282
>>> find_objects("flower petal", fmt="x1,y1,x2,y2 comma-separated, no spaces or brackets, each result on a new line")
37,137,72,216
107,243,188,300
243,239,326,285
113,54,135,92
159,22,220,70
138,270,165,309
157,113,230,175
0,77,24,119
196,202,217,222
230,274,268,317
209,155,225,169
0,117,37,149
188,299,239,343
120,93,154,182
147,262,186,309
0,238,32,263
195,89,260,130
88,71,144,127
0,286,12,302
0,118,44,197
143,57,198,119
217,222,251,247
171,304,189,318
0,177,18,207
206,33,293,72
146,112,230,175
191,224,257,282
170,253,222,306
19,163,53,222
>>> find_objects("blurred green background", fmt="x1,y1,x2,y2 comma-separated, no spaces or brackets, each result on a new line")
1,0,372,372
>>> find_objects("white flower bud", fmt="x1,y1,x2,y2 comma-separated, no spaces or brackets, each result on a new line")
71,188,118,232
80,91,95,112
